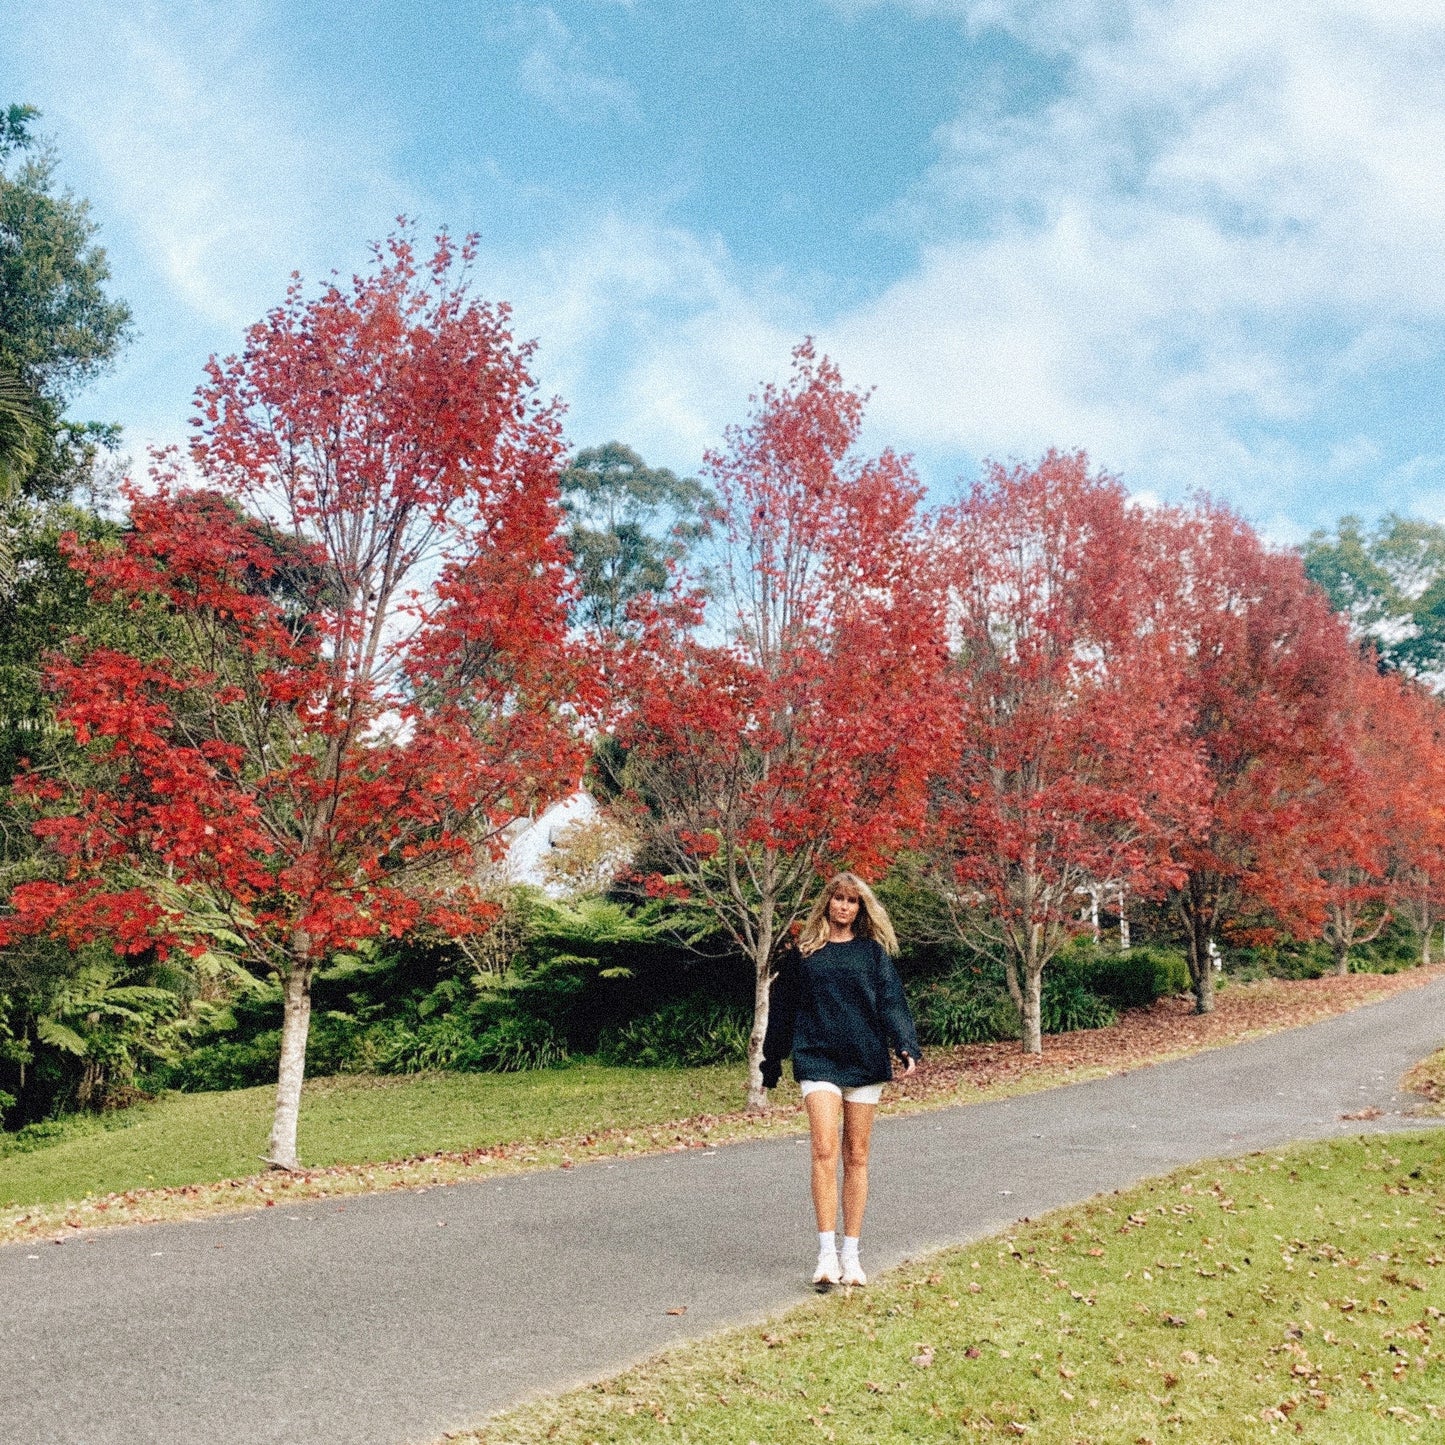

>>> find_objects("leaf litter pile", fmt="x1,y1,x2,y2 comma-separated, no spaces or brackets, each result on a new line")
456,1132,1445,1445
2,966,1434,1247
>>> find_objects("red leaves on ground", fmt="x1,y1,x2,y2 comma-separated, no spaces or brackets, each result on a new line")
888,969,1437,1104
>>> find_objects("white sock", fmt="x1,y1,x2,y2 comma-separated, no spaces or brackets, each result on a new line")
818,1231,838,1256
841,1235,860,1262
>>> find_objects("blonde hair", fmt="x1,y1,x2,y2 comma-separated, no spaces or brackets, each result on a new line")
797,872,899,957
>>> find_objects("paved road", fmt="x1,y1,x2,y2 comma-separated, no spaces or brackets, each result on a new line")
6,980,1445,1445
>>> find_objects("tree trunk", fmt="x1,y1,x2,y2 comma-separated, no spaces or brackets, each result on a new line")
1332,934,1350,977
265,950,314,1170
1186,899,1215,1015
1422,907,1434,968
746,948,772,1113
1020,964,1042,1055
746,890,776,1113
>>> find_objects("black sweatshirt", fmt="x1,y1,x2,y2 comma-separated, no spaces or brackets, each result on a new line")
761,936,921,1089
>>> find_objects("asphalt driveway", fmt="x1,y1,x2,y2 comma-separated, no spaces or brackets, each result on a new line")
5,977,1444,1445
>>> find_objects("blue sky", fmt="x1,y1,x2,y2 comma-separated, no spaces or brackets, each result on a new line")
7,0,1445,539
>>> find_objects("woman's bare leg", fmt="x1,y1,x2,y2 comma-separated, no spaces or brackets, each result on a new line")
804,1089,842,1233
841,1100,877,1238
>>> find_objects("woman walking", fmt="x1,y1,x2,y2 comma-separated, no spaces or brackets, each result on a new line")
762,872,920,1289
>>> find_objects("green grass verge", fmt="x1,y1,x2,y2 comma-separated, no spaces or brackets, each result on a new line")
458,1133,1445,1444
0,1063,747,1209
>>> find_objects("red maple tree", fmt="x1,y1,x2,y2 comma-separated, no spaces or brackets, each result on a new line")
1313,659,1399,975
928,451,1205,1053
1342,664,1445,968
614,344,949,1107
3,233,590,1167
1155,498,1357,1011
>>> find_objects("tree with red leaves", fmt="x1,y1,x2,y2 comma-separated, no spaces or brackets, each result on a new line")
929,451,1204,1054
3,234,589,1168
1343,665,1445,969
1314,660,1399,976
614,344,948,1108
1156,499,1357,1012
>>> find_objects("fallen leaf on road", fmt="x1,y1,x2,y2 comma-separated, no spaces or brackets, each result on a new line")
666,1306,687,1316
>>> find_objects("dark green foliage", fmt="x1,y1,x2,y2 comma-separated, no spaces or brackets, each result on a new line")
1039,973,1118,1033
469,1016,570,1072
1301,513,1445,678
0,936,194,1124
361,1012,568,1074
159,1033,281,1093
133,891,748,1098
0,106,132,407
0,105,131,503
912,976,1018,1045
559,442,715,632
1071,944,1190,1009
598,997,750,1069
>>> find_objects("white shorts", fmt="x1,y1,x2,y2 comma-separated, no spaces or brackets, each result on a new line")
799,1079,884,1106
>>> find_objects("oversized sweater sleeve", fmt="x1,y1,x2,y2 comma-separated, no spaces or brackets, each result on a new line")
874,942,921,1062
761,948,801,1085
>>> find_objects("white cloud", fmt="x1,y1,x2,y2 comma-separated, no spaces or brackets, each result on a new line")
14,0,1445,526
515,5,639,124
13,0,412,334
811,0,1445,507
492,213,801,467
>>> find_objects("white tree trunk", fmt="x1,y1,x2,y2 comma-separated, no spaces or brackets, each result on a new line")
265,955,313,1171
1020,965,1043,1055
746,952,772,1113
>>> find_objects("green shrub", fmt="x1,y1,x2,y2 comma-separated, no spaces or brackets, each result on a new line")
1084,945,1190,1009
157,1032,282,1092
913,978,1018,1045
469,1015,569,1072
1040,975,1117,1033
374,1014,483,1073
599,997,749,1069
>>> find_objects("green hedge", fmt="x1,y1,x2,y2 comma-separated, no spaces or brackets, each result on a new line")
598,997,749,1069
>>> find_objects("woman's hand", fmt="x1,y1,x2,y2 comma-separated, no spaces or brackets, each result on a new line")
899,1054,918,1076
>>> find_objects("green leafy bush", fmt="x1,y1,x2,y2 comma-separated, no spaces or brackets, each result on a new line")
1040,974,1117,1033
913,978,1018,1045
1083,945,1190,1009
373,1014,483,1073
599,997,749,1068
469,1015,569,1073
157,1031,282,1092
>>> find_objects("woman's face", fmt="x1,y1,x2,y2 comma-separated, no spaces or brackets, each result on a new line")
828,888,860,930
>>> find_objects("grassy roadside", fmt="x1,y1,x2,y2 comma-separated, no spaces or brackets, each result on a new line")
2,966,1436,1248
456,1133,1445,1445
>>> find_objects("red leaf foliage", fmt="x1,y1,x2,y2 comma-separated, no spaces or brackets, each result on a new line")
614,344,950,971
5,231,592,970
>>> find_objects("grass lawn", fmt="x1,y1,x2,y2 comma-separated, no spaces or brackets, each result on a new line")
458,1132,1445,1445
0,1062,750,1210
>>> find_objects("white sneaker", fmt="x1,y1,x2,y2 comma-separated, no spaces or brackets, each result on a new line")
813,1249,841,1288
840,1256,867,1287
